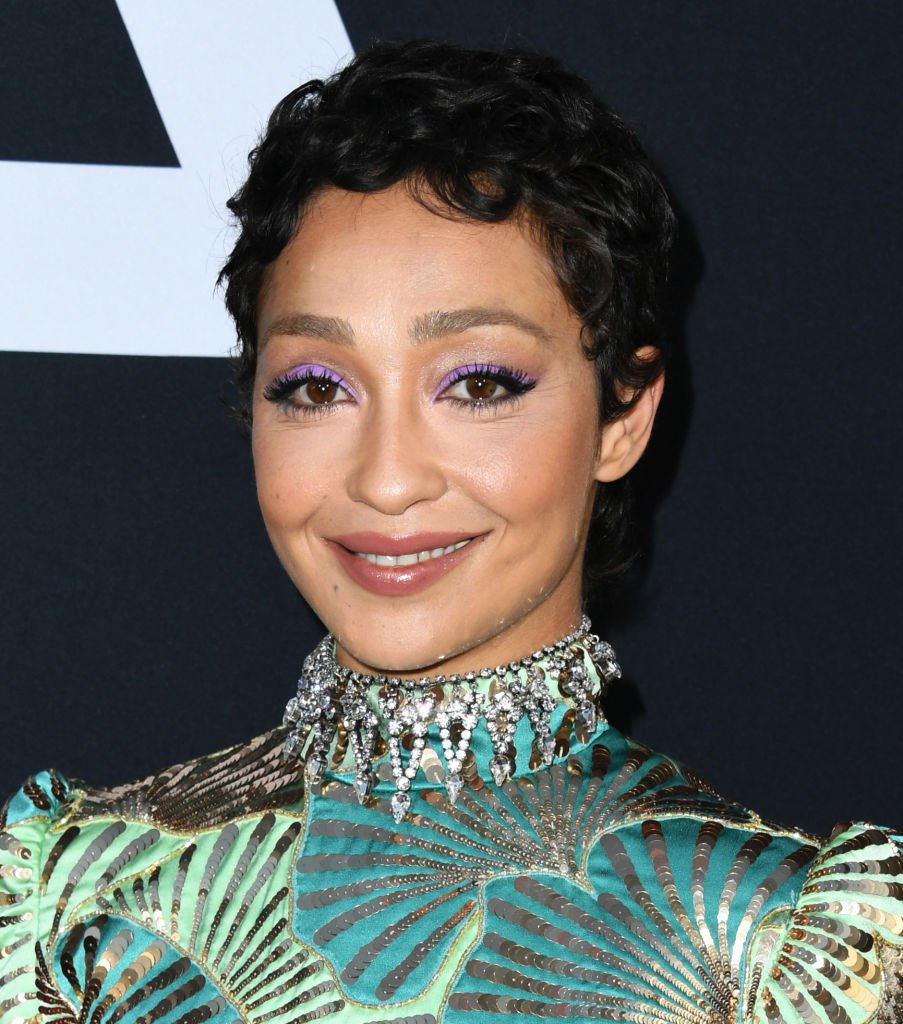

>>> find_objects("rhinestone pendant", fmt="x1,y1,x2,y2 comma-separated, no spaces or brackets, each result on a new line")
489,754,512,786
305,755,324,784
539,732,556,764
283,696,301,727
574,699,597,744
594,640,621,682
485,687,521,776
381,689,436,822
436,687,483,796
445,772,464,804
390,791,411,823
283,731,301,759
353,772,373,803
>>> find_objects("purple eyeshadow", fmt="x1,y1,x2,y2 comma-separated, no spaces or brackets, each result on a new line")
279,363,358,400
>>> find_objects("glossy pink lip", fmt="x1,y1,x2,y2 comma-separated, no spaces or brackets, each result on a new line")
328,531,485,596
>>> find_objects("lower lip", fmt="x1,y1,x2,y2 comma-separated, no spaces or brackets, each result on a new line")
330,538,481,596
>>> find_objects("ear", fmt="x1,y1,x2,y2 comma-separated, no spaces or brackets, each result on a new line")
594,347,664,483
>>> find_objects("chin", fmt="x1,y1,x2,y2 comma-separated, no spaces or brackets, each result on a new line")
329,607,484,676
333,629,460,676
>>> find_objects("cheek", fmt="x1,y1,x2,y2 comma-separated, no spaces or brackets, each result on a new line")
252,429,321,526
445,409,598,527
251,431,283,511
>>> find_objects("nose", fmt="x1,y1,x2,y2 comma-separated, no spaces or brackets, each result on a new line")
345,403,447,515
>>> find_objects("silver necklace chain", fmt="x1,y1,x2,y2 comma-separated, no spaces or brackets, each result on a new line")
282,616,620,822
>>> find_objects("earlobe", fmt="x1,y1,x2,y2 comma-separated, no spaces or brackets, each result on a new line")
594,359,664,483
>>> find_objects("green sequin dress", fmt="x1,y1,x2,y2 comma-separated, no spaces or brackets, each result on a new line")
3,655,901,1023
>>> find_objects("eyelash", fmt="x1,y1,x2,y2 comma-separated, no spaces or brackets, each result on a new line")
437,363,537,412
263,366,354,417
262,362,537,416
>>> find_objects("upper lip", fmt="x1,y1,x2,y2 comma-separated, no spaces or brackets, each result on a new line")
330,531,480,556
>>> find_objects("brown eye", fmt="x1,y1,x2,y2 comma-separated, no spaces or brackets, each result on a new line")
305,380,339,404
438,365,534,410
263,367,355,413
465,377,500,401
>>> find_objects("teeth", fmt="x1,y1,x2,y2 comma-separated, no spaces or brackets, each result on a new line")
357,539,471,566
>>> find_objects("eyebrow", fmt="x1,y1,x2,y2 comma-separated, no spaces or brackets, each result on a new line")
410,307,555,347
263,306,554,348
264,313,355,347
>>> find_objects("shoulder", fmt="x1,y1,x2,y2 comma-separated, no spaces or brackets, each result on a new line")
3,726,304,836
587,729,903,1021
64,726,305,831
0,725,306,911
742,819,903,1021
0,730,308,1023
0,768,78,1018
0,726,306,933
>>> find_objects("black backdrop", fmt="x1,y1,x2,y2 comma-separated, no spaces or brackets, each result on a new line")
2,1,900,836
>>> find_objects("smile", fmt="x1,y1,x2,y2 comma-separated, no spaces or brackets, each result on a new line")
354,539,471,567
329,532,483,597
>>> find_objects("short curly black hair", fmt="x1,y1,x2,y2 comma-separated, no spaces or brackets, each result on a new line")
220,39,676,581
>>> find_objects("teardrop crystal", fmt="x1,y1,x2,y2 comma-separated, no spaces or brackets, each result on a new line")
540,733,556,764
390,790,411,824
283,732,300,759
353,773,373,804
489,755,511,786
283,698,300,726
445,773,464,804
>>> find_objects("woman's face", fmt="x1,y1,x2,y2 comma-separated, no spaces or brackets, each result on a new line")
252,185,636,675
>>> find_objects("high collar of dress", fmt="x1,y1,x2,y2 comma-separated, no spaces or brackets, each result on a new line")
282,616,620,823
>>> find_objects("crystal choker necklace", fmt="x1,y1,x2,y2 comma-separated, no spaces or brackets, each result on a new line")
282,616,620,822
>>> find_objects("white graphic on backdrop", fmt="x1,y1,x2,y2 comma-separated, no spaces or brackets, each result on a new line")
0,1,351,356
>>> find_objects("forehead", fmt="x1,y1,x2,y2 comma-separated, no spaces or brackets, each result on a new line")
258,185,574,336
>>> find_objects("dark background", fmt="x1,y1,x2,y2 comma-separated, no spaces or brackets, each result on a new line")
2,1,900,836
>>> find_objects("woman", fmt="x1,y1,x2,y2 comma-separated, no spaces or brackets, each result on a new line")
2,41,901,1024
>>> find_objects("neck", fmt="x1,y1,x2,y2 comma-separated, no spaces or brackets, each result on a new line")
282,616,620,823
